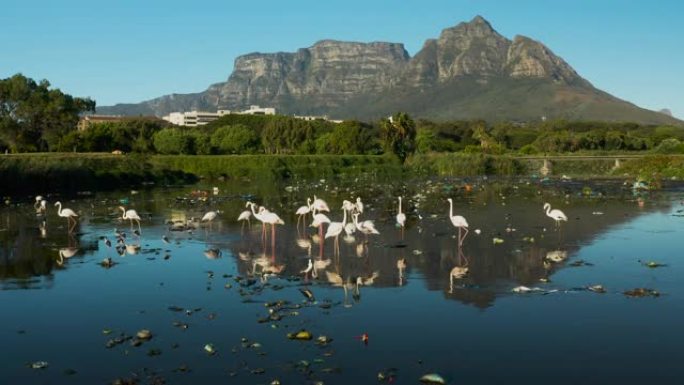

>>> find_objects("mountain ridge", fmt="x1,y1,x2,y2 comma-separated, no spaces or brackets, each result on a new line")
97,16,681,125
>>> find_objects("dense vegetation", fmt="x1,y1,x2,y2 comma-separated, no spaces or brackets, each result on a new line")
0,74,95,152
2,74,684,160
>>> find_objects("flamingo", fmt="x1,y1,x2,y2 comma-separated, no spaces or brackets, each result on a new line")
237,205,252,231
447,198,469,247
119,206,141,232
352,213,379,240
310,212,331,243
543,203,568,229
311,195,330,214
57,247,79,266
355,197,364,214
34,196,47,215
325,209,347,255
202,210,220,223
295,198,312,227
55,201,79,232
247,202,267,240
260,207,284,244
396,196,406,239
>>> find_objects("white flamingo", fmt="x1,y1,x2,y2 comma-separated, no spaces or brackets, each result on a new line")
543,203,568,229
260,207,284,244
352,212,379,239
57,247,79,266
247,202,267,239
119,206,142,232
447,198,469,247
295,198,312,227
325,209,347,255
55,201,79,232
34,196,47,215
311,212,331,242
396,196,406,239
237,206,252,231
312,195,330,214
342,199,356,213
202,210,220,223
355,197,364,214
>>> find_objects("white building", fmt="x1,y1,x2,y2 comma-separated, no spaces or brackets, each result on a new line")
162,106,274,126
241,105,276,115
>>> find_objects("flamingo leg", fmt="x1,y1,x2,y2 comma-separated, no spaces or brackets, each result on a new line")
457,227,462,247
460,227,469,247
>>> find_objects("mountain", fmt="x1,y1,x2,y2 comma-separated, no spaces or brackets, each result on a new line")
98,16,682,125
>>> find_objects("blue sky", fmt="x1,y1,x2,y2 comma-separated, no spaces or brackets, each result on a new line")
2,0,682,118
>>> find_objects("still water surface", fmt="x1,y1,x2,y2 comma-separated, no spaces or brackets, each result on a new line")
1,176,683,384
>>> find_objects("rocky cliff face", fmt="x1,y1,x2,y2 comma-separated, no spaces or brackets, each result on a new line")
212,40,409,111
97,16,680,125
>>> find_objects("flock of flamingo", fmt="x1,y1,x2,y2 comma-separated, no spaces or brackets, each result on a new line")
35,192,568,245
32,192,569,285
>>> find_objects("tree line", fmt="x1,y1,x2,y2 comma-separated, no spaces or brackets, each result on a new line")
2,74,683,161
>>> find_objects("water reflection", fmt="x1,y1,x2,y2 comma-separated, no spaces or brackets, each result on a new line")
0,178,678,304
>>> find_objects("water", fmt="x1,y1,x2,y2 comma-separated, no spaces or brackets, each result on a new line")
1,176,683,384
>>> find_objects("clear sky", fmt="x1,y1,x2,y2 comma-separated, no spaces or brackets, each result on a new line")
2,0,682,118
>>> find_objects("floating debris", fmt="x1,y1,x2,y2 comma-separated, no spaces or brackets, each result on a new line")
624,288,660,298
299,288,315,302
287,330,312,340
640,261,667,268
29,361,49,370
378,368,398,382
204,343,217,355
569,260,594,267
147,348,162,357
420,373,446,384
587,285,606,293
100,257,116,268
136,329,152,341
492,237,504,244
315,335,333,345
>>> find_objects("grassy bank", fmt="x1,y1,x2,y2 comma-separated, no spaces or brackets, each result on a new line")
0,153,193,196
149,154,403,180
2,153,683,196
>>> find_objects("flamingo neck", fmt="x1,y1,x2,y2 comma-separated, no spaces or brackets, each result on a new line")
342,209,347,226
448,200,453,218
545,205,551,216
398,197,402,215
56,202,62,216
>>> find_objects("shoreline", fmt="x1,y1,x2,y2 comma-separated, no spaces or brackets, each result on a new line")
1,153,682,196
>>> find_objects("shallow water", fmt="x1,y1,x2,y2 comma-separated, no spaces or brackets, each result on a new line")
2,176,683,384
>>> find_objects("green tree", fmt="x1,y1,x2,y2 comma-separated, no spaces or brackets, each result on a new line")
0,73,95,152
326,120,377,154
380,112,416,162
153,128,193,154
416,128,437,153
211,124,259,154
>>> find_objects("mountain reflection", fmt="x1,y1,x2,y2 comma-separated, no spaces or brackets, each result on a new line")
0,178,676,306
